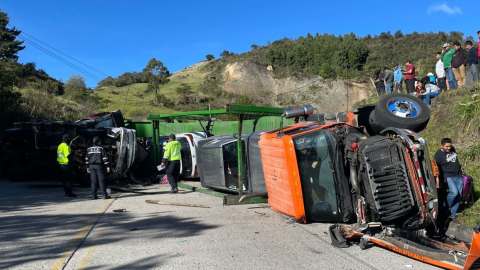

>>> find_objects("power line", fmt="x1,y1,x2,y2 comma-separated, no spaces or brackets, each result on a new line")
10,24,111,79
18,35,103,82
19,30,111,78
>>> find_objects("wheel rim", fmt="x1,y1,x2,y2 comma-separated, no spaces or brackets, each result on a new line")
387,98,420,118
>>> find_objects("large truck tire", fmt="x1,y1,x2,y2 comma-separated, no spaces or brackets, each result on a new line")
374,93,430,132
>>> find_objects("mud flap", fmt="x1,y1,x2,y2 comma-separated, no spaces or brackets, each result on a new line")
329,224,349,248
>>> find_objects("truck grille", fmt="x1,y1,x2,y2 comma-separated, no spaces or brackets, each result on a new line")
360,137,415,222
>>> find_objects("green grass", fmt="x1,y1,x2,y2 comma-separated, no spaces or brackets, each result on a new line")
421,83,480,226
94,62,210,118
354,85,480,226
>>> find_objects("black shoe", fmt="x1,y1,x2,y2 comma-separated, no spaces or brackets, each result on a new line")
65,193,77,198
170,188,178,194
104,195,111,199
92,196,99,200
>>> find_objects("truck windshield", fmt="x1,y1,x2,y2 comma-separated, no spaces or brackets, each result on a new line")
293,130,339,222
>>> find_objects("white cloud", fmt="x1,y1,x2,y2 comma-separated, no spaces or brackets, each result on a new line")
428,3,462,15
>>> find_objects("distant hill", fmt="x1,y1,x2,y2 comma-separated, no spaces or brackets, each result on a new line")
96,30,473,117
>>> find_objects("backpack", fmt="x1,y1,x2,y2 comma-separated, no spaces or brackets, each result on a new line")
462,175,474,202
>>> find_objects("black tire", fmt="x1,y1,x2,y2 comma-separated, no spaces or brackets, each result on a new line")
374,93,430,132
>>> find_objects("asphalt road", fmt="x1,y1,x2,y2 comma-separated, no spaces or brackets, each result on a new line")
0,178,440,270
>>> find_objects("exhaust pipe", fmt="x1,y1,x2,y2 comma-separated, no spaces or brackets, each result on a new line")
350,164,360,195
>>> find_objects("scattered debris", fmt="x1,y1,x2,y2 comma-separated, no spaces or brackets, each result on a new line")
129,228,138,231
176,240,187,243
145,200,210,208
113,209,126,212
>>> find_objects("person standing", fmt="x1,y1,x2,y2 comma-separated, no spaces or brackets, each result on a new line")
393,63,403,93
435,52,447,91
86,136,111,200
384,66,394,94
160,134,182,193
57,134,77,197
451,42,468,88
465,40,479,87
402,60,415,94
441,43,457,90
434,138,464,224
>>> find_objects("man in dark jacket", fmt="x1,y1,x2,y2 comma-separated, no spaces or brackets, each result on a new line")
451,41,469,88
465,40,479,87
86,136,111,199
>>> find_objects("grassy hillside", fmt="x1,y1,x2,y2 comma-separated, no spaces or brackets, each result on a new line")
356,84,480,226
94,62,210,118
422,84,480,226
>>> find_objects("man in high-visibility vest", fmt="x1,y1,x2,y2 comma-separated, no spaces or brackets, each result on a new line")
57,134,77,197
160,134,182,193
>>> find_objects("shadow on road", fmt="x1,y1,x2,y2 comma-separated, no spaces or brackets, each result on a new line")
0,178,219,269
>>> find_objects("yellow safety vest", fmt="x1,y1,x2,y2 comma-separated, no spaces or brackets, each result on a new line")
164,141,181,161
57,142,71,165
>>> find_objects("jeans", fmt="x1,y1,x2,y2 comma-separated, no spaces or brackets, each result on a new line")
423,91,441,105
466,64,478,87
446,176,463,218
445,68,457,90
395,82,403,93
385,84,393,94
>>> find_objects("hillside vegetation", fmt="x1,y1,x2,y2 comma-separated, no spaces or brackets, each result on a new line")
422,84,480,226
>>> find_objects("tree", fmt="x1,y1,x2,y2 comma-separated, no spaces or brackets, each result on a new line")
0,9,25,61
394,30,404,39
175,83,192,104
220,50,230,58
205,54,215,61
142,58,170,105
64,74,87,102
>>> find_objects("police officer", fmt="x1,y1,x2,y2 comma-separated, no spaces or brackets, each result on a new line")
160,134,181,193
57,134,77,197
86,136,110,199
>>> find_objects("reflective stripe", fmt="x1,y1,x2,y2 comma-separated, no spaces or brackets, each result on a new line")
57,153,65,158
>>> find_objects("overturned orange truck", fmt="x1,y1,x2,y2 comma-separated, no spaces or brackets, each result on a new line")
258,94,480,270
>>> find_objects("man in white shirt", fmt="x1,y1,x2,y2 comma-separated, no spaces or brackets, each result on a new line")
436,52,447,91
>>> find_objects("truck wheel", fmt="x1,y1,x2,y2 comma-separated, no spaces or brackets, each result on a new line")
374,93,430,132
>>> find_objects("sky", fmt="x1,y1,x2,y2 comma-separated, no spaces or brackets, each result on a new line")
0,0,478,88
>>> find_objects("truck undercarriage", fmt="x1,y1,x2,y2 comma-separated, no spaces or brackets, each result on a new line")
258,95,479,269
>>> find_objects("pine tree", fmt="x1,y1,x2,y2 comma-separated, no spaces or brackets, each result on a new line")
0,9,25,61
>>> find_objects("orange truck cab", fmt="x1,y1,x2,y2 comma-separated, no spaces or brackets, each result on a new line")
259,120,438,230
258,98,480,269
